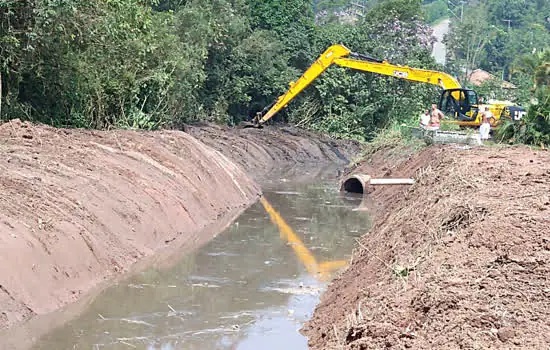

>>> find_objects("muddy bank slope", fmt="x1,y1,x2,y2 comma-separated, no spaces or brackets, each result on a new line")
0,120,262,330
304,145,550,349
0,120,361,332
185,123,362,178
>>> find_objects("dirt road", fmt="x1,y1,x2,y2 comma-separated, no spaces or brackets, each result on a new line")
304,145,550,349
0,120,359,332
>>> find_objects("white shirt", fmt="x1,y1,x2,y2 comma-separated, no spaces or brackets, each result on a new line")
420,113,430,126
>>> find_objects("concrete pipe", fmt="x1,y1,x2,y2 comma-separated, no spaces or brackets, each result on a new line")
341,174,415,194
340,174,371,194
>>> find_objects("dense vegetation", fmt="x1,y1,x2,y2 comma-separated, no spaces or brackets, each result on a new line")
2,0,547,143
0,0,439,140
314,0,447,25
422,0,448,24
445,0,550,145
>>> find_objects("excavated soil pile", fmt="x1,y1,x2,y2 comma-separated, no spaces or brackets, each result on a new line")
0,120,262,330
185,123,362,178
304,145,550,349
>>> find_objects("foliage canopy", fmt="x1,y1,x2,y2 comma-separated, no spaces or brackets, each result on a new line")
1,0,441,140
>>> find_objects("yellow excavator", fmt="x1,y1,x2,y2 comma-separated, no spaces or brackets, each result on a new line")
251,44,526,128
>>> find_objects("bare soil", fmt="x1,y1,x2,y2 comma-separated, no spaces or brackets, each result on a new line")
185,123,362,179
0,120,358,332
304,145,550,349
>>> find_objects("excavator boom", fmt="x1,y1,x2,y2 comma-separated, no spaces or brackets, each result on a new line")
333,58,461,90
255,44,462,126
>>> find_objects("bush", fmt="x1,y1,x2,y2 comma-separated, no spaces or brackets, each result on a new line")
495,88,550,146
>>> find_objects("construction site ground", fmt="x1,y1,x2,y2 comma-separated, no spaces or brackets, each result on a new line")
303,144,550,349
2,119,549,350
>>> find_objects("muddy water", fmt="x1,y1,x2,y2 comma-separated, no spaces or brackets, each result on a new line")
32,171,370,350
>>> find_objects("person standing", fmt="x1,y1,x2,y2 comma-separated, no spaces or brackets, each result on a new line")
428,104,444,130
419,109,430,129
479,107,491,141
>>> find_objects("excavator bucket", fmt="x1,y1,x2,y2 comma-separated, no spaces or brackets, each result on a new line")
239,121,263,129
238,113,264,129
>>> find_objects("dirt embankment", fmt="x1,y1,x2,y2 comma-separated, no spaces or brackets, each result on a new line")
304,145,550,349
0,120,358,332
185,123,361,178
0,120,262,330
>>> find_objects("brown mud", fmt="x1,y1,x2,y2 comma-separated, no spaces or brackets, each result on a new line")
0,120,359,333
304,145,550,349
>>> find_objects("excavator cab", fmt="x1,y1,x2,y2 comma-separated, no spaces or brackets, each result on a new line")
439,88,479,121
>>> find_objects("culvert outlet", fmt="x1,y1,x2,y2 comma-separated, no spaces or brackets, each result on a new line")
341,175,371,194
341,175,415,194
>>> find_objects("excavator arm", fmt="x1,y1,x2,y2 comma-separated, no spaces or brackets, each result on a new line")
254,44,462,126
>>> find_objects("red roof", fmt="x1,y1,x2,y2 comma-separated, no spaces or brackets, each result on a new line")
467,69,517,89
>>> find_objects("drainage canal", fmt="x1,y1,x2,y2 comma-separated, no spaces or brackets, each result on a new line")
32,171,371,350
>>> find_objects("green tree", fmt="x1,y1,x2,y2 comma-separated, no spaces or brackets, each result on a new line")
0,0,445,140
445,4,496,82
286,0,439,140
497,52,550,146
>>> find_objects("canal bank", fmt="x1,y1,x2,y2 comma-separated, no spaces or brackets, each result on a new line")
0,121,361,348
304,145,550,349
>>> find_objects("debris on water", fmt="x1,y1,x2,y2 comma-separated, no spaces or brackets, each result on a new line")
220,312,253,320
127,283,160,289
119,340,136,348
288,309,295,315
264,261,271,265
192,283,221,288
119,318,154,327
231,324,241,331
261,285,322,296
274,191,302,195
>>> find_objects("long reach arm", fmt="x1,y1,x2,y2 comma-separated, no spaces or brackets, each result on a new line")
255,44,461,125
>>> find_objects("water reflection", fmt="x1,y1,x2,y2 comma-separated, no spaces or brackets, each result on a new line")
260,197,348,281
31,177,370,350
